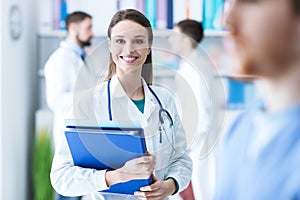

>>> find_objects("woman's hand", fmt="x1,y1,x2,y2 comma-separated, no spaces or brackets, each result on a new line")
105,152,156,186
134,176,176,200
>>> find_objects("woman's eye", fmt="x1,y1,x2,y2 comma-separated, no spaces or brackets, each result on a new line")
134,39,144,44
116,39,124,44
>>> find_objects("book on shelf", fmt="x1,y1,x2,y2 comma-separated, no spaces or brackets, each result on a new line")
157,0,168,29
145,0,157,28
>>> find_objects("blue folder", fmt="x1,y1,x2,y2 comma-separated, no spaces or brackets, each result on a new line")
64,124,153,195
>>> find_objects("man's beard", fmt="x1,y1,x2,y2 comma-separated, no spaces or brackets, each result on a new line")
76,35,92,47
238,49,293,79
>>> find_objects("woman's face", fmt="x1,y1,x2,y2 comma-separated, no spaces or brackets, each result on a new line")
224,0,299,77
109,20,151,76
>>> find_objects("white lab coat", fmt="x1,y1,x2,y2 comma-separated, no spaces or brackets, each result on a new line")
175,50,212,150
44,40,99,147
175,49,219,200
50,75,192,200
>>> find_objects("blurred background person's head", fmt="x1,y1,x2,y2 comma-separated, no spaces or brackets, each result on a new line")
169,19,204,57
66,11,94,48
224,0,300,78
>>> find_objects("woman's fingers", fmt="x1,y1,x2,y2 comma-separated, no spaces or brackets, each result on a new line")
117,153,156,180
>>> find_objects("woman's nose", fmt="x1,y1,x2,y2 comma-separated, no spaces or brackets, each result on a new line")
124,42,134,54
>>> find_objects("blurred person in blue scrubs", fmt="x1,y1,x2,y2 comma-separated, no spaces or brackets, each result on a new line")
214,0,300,199
44,11,94,200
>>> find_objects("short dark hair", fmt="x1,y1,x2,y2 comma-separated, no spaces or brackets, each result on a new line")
176,19,204,48
106,9,153,85
65,11,92,31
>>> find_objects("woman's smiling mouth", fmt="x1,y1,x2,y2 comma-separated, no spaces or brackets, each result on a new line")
121,55,138,63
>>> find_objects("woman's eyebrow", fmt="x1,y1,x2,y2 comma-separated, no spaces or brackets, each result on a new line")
112,35,124,38
112,35,146,39
134,35,146,38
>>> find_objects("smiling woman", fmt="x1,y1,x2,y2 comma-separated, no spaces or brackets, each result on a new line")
108,20,151,82
106,9,154,85
50,9,192,200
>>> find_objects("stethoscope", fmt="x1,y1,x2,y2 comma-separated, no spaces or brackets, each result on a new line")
107,78,176,151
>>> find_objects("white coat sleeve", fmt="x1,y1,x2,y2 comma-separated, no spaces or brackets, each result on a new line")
50,93,109,196
164,96,193,193
50,121,109,196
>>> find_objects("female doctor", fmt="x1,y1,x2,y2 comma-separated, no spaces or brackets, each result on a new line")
50,9,192,200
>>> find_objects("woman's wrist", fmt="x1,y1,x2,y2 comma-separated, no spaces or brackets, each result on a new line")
164,178,177,195
165,177,179,195
105,169,121,186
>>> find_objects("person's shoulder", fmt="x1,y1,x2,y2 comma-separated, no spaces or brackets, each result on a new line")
73,83,104,119
54,45,75,59
225,100,261,141
49,41,76,59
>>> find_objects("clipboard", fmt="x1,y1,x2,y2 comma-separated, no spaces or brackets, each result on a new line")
64,122,153,195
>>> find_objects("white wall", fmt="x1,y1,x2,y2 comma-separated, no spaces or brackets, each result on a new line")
0,0,38,199
67,0,117,35
0,0,3,198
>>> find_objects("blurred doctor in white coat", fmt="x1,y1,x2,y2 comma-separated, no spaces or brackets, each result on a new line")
169,20,217,200
44,11,95,148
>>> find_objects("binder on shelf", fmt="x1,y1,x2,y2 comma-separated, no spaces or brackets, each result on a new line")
157,0,168,29
223,77,256,110
136,0,145,13
64,121,153,195
167,0,173,29
53,0,60,30
145,0,157,28
202,0,224,31
59,0,67,30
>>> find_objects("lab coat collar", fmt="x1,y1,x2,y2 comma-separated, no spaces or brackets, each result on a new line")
109,75,159,122
61,39,85,59
109,75,155,102
143,80,159,120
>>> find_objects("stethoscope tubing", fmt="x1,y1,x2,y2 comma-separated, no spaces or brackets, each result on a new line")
107,78,173,124
107,78,176,152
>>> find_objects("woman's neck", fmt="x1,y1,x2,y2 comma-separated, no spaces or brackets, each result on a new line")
116,70,144,100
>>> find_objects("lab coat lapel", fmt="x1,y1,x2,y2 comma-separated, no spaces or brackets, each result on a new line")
110,76,143,122
109,76,159,124
142,82,162,159
142,80,160,124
